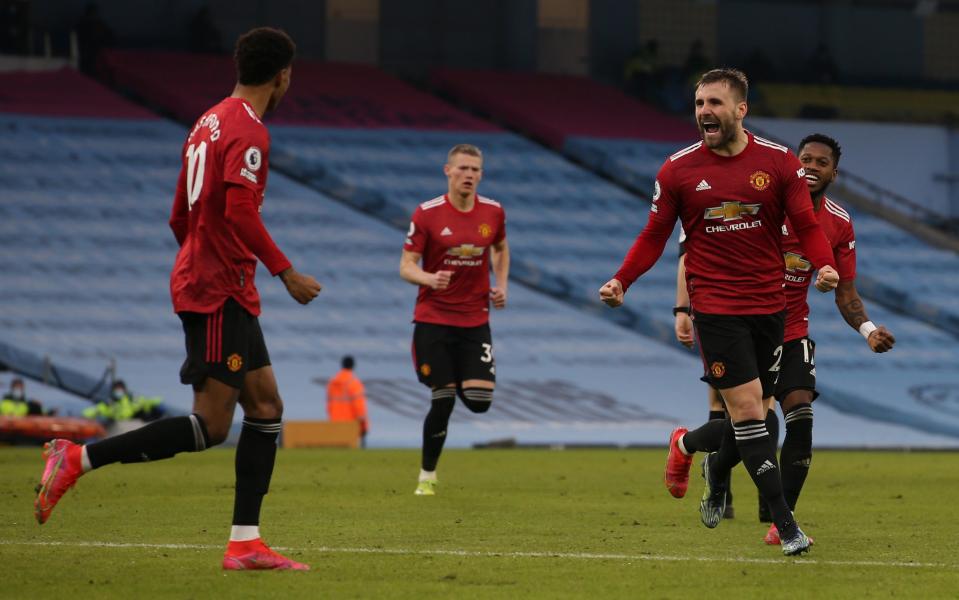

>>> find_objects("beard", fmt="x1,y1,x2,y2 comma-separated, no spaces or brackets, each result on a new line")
699,117,738,149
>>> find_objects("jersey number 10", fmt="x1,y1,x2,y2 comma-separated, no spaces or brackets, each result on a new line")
185,142,208,210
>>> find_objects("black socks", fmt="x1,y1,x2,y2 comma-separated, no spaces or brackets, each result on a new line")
422,388,455,471
86,414,210,468
232,417,281,526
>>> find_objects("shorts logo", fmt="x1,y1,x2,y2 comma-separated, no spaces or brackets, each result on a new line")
749,170,771,191
420,363,431,377
710,361,726,378
478,223,492,238
226,353,243,372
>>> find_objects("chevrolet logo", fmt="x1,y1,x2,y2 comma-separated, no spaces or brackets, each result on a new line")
784,252,812,272
703,201,761,222
446,244,485,258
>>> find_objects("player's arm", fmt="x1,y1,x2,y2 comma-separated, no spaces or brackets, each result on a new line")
600,172,677,307
490,237,509,309
782,155,838,292
835,281,895,352
674,253,694,348
399,250,451,289
224,185,321,304
169,164,189,246
831,220,894,352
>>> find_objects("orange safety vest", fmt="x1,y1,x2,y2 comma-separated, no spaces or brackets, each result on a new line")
326,369,368,433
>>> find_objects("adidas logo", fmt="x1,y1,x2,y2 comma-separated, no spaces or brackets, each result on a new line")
695,179,711,191
441,227,453,236
756,460,777,476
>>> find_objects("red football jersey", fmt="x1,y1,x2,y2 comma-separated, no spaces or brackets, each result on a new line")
782,196,856,341
169,97,288,316
404,194,506,327
615,132,834,315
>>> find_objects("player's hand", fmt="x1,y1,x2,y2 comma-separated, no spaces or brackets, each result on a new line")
599,279,624,307
868,326,896,353
280,268,322,304
490,286,507,309
430,270,453,290
815,265,839,292
675,312,694,348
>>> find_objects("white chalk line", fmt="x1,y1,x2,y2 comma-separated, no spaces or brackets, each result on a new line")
0,539,953,570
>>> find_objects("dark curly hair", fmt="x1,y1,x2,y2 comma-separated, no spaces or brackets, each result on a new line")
234,27,296,86
798,133,842,167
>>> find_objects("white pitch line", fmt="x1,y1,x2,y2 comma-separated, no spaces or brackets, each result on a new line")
0,540,953,570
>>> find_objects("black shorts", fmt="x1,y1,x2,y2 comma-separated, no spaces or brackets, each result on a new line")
693,310,784,398
774,337,820,402
179,297,271,390
412,322,496,388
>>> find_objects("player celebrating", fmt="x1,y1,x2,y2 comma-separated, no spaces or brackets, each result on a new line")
600,68,839,556
33,27,321,570
662,133,897,547
400,144,509,496
766,133,895,543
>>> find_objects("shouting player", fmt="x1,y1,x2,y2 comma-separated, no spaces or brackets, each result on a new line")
663,133,897,546
400,144,509,496
600,68,839,556
33,28,322,570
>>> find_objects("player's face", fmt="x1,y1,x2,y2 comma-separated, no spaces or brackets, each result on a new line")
798,141,837,197
266,66,292,113
694,82,746,150
444,153,483,198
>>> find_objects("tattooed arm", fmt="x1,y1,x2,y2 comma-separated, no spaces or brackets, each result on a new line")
835,280,896,352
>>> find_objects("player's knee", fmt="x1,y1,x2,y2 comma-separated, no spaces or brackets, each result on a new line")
430,387,456,416
201,416,231,446
460,387,493,413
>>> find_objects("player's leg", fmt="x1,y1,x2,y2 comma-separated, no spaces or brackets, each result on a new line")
776,338,817,512
665,387,724,499
454,323,496,414
695,312,807,553
222,361,307,571
760,336,817,546
34,309,235,524
413,323,456,494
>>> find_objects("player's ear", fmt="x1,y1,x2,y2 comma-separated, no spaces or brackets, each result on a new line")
738,100,748,120
443,162,451,177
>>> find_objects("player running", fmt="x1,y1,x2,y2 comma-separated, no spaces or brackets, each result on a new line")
664,133,896,546
33,27,321,570
400,144,509,496
600,68,839,556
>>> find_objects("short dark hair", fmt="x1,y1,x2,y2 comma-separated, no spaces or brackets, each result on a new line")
696,67,749,102
234,27,296,86
798,133,842,167
342,356,355,370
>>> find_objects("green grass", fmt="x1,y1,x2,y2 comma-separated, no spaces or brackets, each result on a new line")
1,447,957,598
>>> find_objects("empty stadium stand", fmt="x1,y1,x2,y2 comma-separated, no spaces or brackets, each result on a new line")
3,64,959,446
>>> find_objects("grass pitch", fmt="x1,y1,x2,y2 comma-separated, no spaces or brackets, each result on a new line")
1,447,957,598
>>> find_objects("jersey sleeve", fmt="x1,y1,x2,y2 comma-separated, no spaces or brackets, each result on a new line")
494,206,506,244
834,217,857,281
404,207,428,254
223,124,268,192
781,152,834,269
613,163,678,291
169,156,189,246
